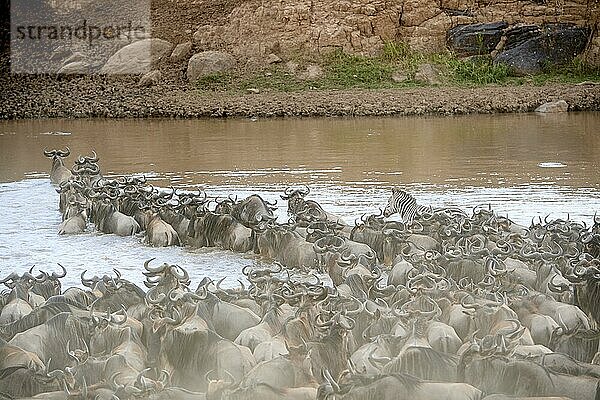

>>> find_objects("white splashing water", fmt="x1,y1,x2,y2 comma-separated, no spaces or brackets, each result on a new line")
1,178,600,289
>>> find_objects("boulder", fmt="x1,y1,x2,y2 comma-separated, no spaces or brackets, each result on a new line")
62,52,85,65
392,71,410,83
100,38,173,74
298,65,323,80
170,41,193,62
494,24,589,76
447,22,508,56
285,61,299,74
266,53,282,64
50,45,73,62
57,61,90,74
187,51,236,82
535,100,569,113
414,63,442,84
138,70,162,87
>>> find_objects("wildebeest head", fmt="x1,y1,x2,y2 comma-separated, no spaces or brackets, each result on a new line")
43,147,70,160
0,271,46,302
142,258,191,292
214,195,238,215
29,264,66,299
281,186,310,215
80,269,123,298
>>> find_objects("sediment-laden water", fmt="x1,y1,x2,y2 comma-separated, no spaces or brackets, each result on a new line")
1,113,599,287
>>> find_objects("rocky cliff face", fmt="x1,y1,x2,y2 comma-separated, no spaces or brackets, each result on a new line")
190,0,599,65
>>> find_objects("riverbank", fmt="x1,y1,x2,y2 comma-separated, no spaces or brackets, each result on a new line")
1,72,599,119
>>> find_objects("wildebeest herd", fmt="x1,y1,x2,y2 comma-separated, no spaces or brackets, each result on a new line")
1,148,600,399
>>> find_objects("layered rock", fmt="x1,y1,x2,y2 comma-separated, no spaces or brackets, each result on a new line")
447,22,508,56
188,0,598,65
494,24,589,75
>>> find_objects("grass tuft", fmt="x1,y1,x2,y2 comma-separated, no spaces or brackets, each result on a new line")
194,44,600,93
323,50,395,88
445,56,512,85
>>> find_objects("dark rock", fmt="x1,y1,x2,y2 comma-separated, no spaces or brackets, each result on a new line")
447,22,508,56
494,23,590,76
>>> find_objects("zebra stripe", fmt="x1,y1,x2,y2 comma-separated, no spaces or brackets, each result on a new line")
383,188,431,222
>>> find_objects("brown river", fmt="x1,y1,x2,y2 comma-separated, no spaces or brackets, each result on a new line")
1,113,599,288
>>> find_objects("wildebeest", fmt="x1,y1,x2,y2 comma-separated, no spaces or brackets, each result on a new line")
90,195,141,236
58,197,87,235
231,194,277,228
459,348,600,400
188,212,253,252
319,370,483,400
254,223,318,268
43,148,73,186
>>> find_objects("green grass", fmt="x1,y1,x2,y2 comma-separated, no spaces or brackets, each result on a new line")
195,43,600,93
196,71,235,91
443,56,512,85
531,59,600,85
322,50,396,89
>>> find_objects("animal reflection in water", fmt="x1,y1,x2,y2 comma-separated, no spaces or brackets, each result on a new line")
1,150,600,399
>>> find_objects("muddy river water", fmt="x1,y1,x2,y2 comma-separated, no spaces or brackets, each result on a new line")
1,113,599,288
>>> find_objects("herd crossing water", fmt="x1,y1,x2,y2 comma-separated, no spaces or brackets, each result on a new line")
1,114,600,399
1,114,599,286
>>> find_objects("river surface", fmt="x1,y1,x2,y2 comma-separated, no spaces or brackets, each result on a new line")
1,113,599,288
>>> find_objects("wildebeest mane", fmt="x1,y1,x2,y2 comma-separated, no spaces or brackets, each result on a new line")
549,327,600,363
262,304,285,334
340,372,422,395
45,295,87,309
0,302,73,341
383,346,459,382
464,355,554,396
166,326,220,372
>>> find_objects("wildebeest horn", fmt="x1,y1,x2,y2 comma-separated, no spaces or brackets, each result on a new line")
52,264,67,279
164,307,183,325
112,268,121,281
461,296,479,310
322,369,340,392
56,147,70,157
43,148,57,157
315,313,334,327
0,272,19,286
205,369,217,383
143,258,163,273
146,286,166,304
548,273,571,293
84,164,100,175
170,265,189,283
80,270,95,288
72,163,84,174
265,198,277,207
85,150,98,163
300,185,310,196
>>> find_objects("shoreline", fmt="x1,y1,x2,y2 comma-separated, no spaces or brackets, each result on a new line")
1,74,600,119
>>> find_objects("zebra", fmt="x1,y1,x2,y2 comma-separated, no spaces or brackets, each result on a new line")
382,188,433,222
